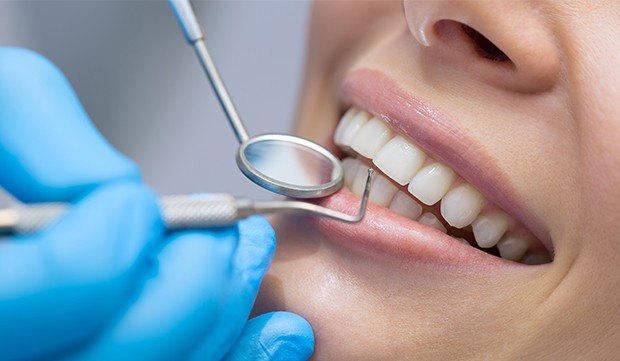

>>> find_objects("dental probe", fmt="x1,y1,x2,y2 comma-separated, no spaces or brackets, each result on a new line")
0,170,372,236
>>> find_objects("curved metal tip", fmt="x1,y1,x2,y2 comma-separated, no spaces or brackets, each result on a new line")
246,168,373,223
346,168,373,222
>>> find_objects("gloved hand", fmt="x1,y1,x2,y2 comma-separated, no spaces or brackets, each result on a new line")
0,47,314,361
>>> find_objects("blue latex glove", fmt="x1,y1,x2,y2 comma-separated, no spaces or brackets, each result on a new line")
0,47,314,361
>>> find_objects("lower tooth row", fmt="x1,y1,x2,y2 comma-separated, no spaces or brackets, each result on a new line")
343,156,541,262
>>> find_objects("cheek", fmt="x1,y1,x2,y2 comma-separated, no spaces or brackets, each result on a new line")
309,1,402,69
568,10,620,247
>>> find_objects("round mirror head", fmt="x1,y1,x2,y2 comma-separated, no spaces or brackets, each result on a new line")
237,134,344,198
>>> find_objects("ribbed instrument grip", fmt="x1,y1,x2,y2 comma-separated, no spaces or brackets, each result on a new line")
13,203,67,234
5,194,241,235
161,194,239,229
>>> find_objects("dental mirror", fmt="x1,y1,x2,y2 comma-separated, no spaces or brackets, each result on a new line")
170,0,344,198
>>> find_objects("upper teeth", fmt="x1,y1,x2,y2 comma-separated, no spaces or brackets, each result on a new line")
334,107,540,263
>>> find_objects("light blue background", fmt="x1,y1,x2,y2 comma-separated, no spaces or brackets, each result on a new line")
0,0,312,202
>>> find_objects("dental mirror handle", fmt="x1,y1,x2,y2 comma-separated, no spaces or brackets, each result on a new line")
0,170,372,236
169,0,250,143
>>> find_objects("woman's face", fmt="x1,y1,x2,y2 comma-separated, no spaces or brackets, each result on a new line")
254,1,620,359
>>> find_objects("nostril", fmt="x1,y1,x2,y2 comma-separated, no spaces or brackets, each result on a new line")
460,24,509,63
433,20,513,65
405,2,561,93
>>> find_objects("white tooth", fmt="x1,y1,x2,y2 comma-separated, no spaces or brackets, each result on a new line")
350,118,392,158
369,174,398,207
521,253,551,265
440,184,484,228
389,191,423,219
497,236,529,261
333,108,358,145
338,110,370,147
417,212,447,233
373,135,426,185
351,163,370,196
407,163,455,205
471,212,509,248
342,157,359,188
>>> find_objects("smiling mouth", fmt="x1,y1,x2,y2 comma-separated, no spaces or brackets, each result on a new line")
316,69,552,266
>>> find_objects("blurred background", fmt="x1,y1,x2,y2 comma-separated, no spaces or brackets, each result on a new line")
0,0,312,202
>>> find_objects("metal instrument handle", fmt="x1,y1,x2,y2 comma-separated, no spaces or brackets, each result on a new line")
169,0,204,43
0,194,241,235
0,169,373,236
169,0,250,143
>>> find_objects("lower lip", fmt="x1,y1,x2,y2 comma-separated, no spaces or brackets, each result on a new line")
311,188,530,272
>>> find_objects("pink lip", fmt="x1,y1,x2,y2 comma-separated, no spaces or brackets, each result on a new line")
338,68,552,253
312,188,529,271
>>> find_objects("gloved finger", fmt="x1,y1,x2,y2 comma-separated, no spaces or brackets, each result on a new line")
0,47,138,202
0,182,162,361
190,216,276,360
223,312,315,361
74,228,238,361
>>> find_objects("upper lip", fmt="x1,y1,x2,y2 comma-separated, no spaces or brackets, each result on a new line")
336,68,552,254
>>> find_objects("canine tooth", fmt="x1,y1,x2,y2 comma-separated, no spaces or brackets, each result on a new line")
389,191,423,219
333,108,358,145
369,174,398,207
373,135,426,185
440,184,484,228
472,212,509,248
497,236,529,261
342,157,359,188
521,253,551,265
417,212,447,233
351,163,370,196
338,110,370,147
408,163,455,205
350,118,392,158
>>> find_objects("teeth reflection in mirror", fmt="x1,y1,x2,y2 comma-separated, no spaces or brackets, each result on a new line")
497,236,529,261
408,163,455,205
350,118,392,158
335,110,371,147
440,184,484,228
417,212,447,233
521,253,551,265
373,135,426,185
342,157,359,188
351,163,370,196
389,191,423,219
369,174,398,207
333,108,358,146
472,212,509,248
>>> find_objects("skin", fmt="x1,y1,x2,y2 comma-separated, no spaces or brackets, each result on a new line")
253,1,620,359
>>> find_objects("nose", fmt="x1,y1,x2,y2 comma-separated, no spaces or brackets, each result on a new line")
404,1,561,93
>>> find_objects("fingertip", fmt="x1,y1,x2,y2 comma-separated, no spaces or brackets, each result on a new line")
259,312,314,361
239,215,276,241
0,47,56,76
238,216,276,256
227,312,315,361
